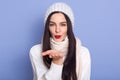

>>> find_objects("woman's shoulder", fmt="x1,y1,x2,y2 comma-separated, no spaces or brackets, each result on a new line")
80,46,91,64
75,37,90,58
80,46,90,55
29,44,42,57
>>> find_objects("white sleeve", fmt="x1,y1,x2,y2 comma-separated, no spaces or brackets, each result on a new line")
81,47,91,80
29,45,47,80
29,44,63,80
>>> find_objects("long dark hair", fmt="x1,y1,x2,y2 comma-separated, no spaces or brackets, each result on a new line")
42,11,77,80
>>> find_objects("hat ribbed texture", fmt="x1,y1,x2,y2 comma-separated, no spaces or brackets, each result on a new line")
44,2,74,27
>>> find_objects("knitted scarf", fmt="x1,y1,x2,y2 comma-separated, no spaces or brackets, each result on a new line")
50,36,82,79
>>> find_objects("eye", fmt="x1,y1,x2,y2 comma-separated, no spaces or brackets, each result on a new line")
61,23,67,27
49,23,55,26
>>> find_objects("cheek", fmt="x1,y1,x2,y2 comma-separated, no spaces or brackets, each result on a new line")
62,28,67,34
49,28,55,35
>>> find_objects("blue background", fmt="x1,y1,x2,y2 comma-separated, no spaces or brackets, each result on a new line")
0,0,120,80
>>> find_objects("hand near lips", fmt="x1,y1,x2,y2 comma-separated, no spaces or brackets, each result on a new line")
41,50,64,65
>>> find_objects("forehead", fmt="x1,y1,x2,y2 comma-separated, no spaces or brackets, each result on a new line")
50,13,66,22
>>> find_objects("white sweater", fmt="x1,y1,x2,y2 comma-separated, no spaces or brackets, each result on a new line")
29,39,91,80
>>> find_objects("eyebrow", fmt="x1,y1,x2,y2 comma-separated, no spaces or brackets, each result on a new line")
50,21,67,24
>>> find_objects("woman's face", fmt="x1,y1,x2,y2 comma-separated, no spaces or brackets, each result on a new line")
49,13,67,42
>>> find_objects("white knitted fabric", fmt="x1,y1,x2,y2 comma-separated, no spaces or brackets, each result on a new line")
44,2,74,27
50,36,82,79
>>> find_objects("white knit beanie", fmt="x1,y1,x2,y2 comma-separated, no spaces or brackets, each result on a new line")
44,2,74,27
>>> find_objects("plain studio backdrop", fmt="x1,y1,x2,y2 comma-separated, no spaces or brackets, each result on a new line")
0,0,120,80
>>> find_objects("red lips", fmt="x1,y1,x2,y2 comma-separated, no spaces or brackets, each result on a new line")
55,35,61,39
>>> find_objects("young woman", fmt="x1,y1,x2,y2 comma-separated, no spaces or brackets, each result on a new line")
30,2,91,80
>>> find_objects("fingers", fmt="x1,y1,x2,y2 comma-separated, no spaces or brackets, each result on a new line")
41,50,63,59
41,51,49,56
41,50,53,56
50,53,62,59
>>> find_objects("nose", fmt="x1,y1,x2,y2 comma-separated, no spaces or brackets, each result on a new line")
55,25,60,33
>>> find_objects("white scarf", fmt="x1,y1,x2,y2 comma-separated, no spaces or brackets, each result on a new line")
50,36,82,78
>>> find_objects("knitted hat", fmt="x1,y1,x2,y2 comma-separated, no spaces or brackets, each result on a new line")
44,2,74,27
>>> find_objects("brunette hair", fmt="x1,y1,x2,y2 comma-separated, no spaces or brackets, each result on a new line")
42,12,77,80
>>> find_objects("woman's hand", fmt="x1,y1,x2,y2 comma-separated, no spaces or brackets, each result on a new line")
41,50,64,65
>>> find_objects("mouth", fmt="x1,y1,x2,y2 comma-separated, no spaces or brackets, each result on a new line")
54,35,61,39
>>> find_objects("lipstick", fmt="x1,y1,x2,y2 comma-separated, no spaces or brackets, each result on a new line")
55,35,61,39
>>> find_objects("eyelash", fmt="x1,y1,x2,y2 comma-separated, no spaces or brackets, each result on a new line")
61,24,66,26
49,23,67,27
49,23,55,26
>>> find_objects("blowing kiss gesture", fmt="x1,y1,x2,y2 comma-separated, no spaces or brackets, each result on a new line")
42,50,64,65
